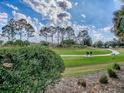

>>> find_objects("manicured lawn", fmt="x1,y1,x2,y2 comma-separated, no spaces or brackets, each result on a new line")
51,47,111,55
52,48,124,76
63,53,124,67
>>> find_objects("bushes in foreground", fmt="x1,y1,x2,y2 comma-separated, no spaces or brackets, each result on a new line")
0,46,65,93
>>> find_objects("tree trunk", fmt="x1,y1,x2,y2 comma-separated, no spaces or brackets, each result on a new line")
51,35,54,44
61,33,64,45
27,32,30,41
57,31,60,45
45,36,47,42
19,32,22,40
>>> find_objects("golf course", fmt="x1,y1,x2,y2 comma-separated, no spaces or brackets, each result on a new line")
51,48,124,76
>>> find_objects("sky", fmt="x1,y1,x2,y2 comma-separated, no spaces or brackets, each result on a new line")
0,0,123,42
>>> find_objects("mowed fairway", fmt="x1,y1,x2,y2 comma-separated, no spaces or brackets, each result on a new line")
51,48,124,76
51,47,111,55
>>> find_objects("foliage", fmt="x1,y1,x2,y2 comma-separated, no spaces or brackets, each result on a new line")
4,41,14,46
0,40,3,45
4,40,30,46
99,75,108,84
60,39,76,47
72,45,86,48
107,68,118,78
77,79,86,87
14,40,30,46
2,19,35,41
113,5,124,42
93,40,104,48
112,63,121,70
77,30,92,46
40,41,50,46
0,46,65,93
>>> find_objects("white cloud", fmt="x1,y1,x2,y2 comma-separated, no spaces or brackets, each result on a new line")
101,26,112,32
22,0,72,26
81,14,86,18
0,12,8,28
88,25,116,42
6,3,19,11
12,11,43,33
74,2,78,6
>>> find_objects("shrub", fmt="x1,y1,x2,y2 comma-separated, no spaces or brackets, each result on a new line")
14,40,30,46
0,46,65,93
4,41,14,46
112,63,121,70
72,45,85,48
77,79,86,87
107,69,118,78
61,39,76,47
4,40,30,46
40,41,50,46
99,75,108,84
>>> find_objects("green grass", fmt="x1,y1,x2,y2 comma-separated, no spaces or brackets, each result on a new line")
51,47,111,55
63,62,124,76
51,48,124,76
63,54,124,67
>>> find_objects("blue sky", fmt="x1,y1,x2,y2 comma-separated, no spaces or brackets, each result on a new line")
0,0,122,42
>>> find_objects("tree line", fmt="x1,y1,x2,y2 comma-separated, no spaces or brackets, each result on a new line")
1,18,92,46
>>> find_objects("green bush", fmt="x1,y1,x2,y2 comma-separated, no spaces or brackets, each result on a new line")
77,79,86,87
72,45,85,48
60,39,76,47
112,63,121,70
4,41,14,46
14,40,30,46
0,46,65,93
107,69,118,78
99,75,108,84
40,41,50,46
4,40,30,46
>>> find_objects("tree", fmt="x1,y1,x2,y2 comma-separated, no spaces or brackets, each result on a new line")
15,19,27,40
94,40,104,48
25,23,35,41
2,19,17,41
40,27,48,42
0,40,3,46
56,26,61,45
66,26,75,40
2,25,11,40
59,27,66,45
47,26,56,44
113,6,124,42
77,30,92,46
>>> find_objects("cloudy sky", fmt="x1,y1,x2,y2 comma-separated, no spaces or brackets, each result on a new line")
0,0,123,42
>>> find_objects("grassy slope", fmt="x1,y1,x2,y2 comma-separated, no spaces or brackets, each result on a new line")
63,62,124,76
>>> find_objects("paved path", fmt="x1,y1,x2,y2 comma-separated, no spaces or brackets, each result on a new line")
61,49,120,57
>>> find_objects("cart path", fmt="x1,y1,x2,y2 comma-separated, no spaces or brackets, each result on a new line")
60,49,120,57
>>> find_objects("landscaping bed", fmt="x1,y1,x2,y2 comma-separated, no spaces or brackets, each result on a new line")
46,66,124,93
